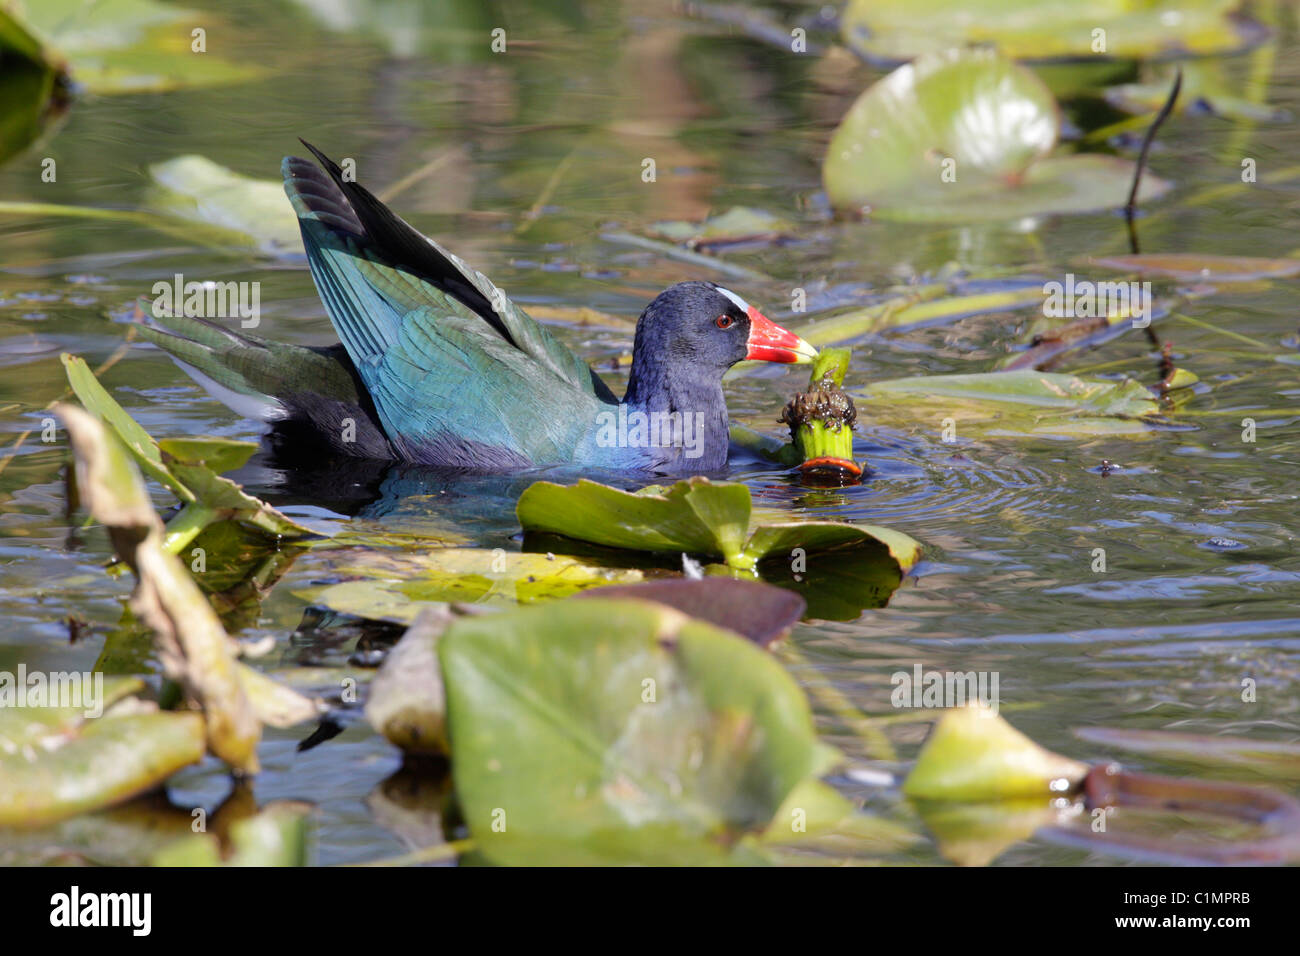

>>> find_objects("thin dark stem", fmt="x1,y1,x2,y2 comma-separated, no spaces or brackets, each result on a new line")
1124,67,1183,253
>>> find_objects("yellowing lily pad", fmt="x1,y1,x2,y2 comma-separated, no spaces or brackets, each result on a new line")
0,676,206,828
861,368,1196,438
1088,254,1300,283
292,547,645,625
842,0,1266,64
152,803,310,866
904,704,1090,801
1075,727,1300,783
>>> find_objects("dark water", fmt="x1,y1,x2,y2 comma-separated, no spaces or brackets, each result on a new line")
1,1,1298,864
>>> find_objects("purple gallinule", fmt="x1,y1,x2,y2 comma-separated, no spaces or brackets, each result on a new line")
140,143,816,474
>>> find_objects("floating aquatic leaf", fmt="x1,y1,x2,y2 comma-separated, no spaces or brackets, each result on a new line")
293,547,646,625
0,155,298,252
841,0,1266,64
1088,253,1300,283
13,0,261,94
0,676,206,828
440,598,841,865
861,368,1196,438
517,477,921,574
775,284,1045,349
1075,727,1300,783
0,6,51,63
645,207,797,251
151,803,311,866
0,798,203,865
147,156,303,255
903,704,1090,801
724,540,910,622
0,8,69,168
184,519,305,632
761,777,920,858
824,50,1169,221
519,478,750,562
158,436,258,474
285,0,500,63
1106,62,1291,123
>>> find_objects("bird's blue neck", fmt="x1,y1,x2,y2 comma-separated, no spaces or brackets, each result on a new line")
622,361,729,472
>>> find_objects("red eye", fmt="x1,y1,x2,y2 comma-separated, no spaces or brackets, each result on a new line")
715,315,735,329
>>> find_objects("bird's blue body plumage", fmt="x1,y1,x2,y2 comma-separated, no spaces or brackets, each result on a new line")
142,144,815,475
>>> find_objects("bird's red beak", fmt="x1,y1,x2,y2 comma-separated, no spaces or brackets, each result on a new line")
745,307,818,364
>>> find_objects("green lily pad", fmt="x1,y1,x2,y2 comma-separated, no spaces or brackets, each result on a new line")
0,676,206,828
0,6,51,63
861,368,1197,438
517,477,921,574
293,547,646,625
14,0,261,94
842,0,1266,64
159,436,258,474
1106,62,1290,123
285,0,500,64
147,156,303,255
0,9,69,168
645,207,797,251
0,156,301,253
824,50,1169,221
1088,253,1300,283
717,542,909,622
904,704,1090,801
439,598,842,865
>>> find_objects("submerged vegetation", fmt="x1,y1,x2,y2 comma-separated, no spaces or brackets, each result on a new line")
0,0,1298,868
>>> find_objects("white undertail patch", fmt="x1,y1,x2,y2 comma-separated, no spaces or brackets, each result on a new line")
171,358,288,423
